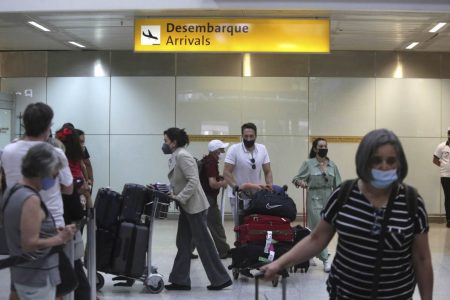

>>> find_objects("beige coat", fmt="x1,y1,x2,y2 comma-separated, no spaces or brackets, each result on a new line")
168,147,209,214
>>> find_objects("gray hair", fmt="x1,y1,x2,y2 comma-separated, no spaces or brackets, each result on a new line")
355,128,408,183
21,143,63,178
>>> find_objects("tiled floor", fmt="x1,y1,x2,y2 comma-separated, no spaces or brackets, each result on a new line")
1,220,449,300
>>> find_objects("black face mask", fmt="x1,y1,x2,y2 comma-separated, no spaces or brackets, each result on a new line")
317,148,328,158
243,139,255,148
161,143,172,154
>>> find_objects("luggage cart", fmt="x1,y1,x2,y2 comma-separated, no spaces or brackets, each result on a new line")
229,186,283,287
95,188,171,294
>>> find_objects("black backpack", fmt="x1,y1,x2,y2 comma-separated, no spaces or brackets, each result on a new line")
335,179,418,218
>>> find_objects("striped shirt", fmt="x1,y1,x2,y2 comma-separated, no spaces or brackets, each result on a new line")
322,184,429,299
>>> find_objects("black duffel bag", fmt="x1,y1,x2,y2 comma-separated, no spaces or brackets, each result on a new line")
245,189,297,221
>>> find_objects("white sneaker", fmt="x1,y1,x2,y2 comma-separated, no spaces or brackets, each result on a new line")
309,258,317,266
323,258,331,273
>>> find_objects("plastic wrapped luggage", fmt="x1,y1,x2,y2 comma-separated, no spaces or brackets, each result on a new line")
235,214,294,245
112,222,149,278
95,188,123,229
121,184,150,224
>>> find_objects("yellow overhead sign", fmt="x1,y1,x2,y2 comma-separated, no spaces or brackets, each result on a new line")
134,18,329,53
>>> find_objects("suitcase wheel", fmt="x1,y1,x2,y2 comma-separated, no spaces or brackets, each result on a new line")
271,277,278,287
144,276,164,294
232,268,239,280
96,272,105,291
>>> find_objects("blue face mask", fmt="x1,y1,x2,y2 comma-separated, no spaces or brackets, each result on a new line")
41,176,56,190
370,168,398,189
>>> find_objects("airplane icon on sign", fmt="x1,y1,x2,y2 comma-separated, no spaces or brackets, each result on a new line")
143,29,158,40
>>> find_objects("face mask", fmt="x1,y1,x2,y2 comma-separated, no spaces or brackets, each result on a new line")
161,143,172,155
371,168,398,189
218,153,225,161
41,176,56,190
243,139,255,148
317,148,328,158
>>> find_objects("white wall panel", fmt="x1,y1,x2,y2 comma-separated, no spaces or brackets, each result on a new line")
1,77,47,136
376,78,441,137
400,137,442,215
86,135,109,197
110,77,175,135
176,77,243,135
47,77,110,134
442,79,450,135
242,77,309,136
109,135,169,192
309,77,376,136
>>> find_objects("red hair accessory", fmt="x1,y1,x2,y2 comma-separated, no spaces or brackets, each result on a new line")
56,127,72,141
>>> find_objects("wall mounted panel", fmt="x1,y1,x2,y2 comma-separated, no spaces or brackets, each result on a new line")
376,78,441,137
310,51,375,77
176,76,243,135
0,52,47,77
177,53,242,76
110,76,175,134
47,77,110,134
242,77,308,136
111,51,175,76
376,52,441,79
309,77,376,136
48,51,110,77
248,54,309,77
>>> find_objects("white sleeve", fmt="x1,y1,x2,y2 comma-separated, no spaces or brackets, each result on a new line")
434,143,443,158
224,144,237,165
262,145,270,164
56,148,73,186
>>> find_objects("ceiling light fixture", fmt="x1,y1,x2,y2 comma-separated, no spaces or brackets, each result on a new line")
68,41,86,48
27,21,50,32
429,22,446,33
405,42,419,50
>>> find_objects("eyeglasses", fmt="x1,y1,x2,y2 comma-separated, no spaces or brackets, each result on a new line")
250,158,256,170
322,172,328,182
370,156,397,166
370,208,384,235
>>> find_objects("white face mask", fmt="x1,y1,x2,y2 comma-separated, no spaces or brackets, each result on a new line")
218,153,225,161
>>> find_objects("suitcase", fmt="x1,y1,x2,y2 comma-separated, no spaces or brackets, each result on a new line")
235,214,294,245
111,222,149,278
121,184,150,224
290,225,311,273
95,228,117,271
95,188,123,229
229,241,291,270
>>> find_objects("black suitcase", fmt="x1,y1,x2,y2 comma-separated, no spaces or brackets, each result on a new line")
121,184,150,224
229,241,291,270
95,228,117,271
95,188,123,229
111,222,149,278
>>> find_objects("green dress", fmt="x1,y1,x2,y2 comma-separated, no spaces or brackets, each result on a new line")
292,157,341,261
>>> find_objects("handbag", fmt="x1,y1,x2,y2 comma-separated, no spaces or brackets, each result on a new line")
56,250,79,296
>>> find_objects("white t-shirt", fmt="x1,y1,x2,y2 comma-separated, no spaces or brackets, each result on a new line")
224,142,270,197
434,141,450,177
1,140,73,227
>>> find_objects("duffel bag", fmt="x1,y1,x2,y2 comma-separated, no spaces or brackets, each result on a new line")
245,190,297,221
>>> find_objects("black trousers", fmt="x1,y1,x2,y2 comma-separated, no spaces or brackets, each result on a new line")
441,177,450,221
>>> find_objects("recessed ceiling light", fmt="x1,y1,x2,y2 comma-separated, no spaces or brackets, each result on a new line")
406,42,419,50
68,41,86,48
429,22,446,33
27,21,50,32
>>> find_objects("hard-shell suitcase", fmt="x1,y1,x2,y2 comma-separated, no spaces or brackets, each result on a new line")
112,222,149,278
121,184,150,224
96,228,117,271
95,188,123,229
235,214,294,245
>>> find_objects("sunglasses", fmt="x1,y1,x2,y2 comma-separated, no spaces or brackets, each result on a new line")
250,158,256,170
370,208,384,235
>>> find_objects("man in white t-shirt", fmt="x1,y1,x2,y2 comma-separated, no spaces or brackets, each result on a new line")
223,122,273,223
433,126,450,228
1,102,73,300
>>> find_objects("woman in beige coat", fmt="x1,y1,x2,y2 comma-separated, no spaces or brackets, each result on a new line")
162,127,232,291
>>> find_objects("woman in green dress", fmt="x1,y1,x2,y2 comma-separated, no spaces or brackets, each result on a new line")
292,137,341,272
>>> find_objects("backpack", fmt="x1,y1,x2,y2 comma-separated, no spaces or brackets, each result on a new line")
195,157,205,177
335,179,418,219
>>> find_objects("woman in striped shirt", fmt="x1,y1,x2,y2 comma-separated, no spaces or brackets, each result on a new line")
261,129,433,300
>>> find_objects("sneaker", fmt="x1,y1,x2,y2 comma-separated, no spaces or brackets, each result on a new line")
323,258,331,273
309,258,317,266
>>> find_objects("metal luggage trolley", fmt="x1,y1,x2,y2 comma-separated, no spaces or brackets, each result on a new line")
95,188,171,294
230,187,282,287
